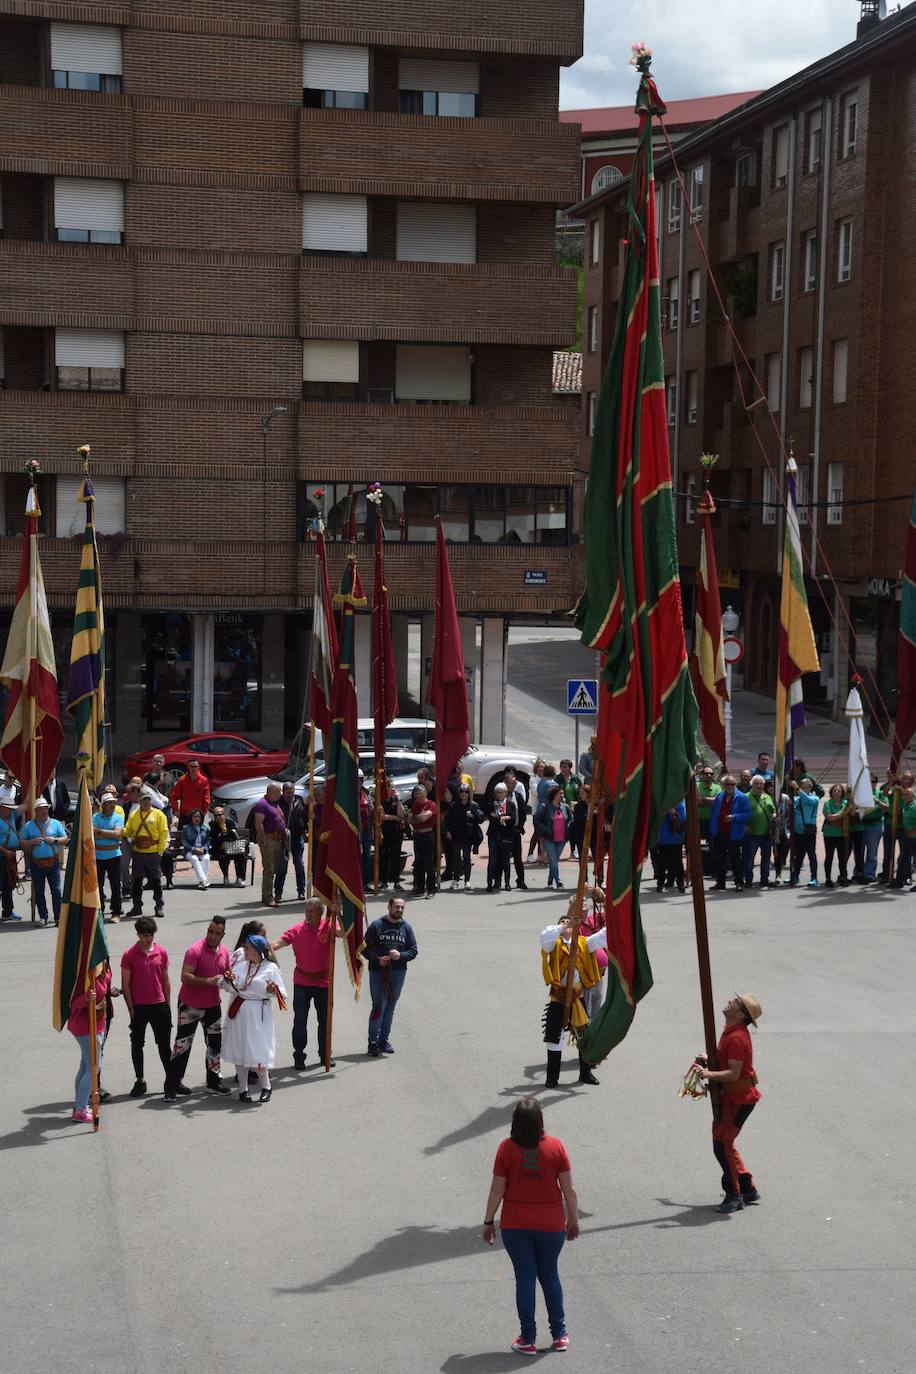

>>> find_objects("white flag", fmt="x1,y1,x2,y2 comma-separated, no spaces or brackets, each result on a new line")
845,688,873,810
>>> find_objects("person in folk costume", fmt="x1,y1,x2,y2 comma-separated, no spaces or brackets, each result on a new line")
539,888,607,1088
220,933,287,1103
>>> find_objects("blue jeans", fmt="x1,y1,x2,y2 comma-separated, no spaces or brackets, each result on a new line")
862,825,882,880
32,863,62,922
743,835,772,886
291,837,306,897
500,1228,566,1345
543,839,563,885
368,966,406,1049
73,1032,105,1111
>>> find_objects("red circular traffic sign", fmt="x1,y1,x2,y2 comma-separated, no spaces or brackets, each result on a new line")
723,637,744,665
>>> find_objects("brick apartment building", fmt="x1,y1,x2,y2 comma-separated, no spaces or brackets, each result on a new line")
0,0,583,755
576,3,916,721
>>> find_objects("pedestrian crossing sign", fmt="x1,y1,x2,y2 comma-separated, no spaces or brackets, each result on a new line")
567,678,598,715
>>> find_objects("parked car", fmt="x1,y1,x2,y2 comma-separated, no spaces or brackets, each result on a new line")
283,717,434,771
458,745,538,805
123,733,289,789
213,749,435,831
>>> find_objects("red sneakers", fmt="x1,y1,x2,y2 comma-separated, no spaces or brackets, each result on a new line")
71,1107,93,1123
511,1337,538,1356
552,1335,570,1352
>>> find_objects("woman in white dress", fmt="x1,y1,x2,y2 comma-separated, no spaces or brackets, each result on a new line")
221,934,287,1103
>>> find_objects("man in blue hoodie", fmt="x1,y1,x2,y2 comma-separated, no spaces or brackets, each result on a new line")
709,777,752,892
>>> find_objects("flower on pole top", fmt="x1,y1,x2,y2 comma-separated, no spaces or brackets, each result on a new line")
312,487,325,501
629,41,653,72
366,482,383,507
697,454,719,514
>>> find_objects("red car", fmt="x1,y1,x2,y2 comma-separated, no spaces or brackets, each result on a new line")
123,733,290,788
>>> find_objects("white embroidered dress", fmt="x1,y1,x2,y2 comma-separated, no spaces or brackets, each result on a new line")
221,950,287,1068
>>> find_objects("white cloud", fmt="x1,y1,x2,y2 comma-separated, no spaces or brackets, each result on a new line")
560,0,903,108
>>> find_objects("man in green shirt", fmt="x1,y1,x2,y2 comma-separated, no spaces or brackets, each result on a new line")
743,775,776,887
859,774,888,883
696,766,722,842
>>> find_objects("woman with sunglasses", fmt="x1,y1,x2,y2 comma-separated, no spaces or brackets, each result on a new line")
445,784,485,891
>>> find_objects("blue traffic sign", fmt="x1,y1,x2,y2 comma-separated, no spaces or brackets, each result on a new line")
567,678,598,715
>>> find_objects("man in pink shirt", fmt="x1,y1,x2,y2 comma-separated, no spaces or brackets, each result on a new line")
164,915,232,1100
272,897,340,1069
121,915,172,1098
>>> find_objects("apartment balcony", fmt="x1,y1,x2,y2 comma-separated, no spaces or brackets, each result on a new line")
0,86,133,177
299,0,583,61
717,184,762,265
297,400,579,481
299,108,579,205
300,257,577,348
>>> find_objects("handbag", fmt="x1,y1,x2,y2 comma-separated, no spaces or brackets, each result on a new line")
222,838,247,856
33,853,57,869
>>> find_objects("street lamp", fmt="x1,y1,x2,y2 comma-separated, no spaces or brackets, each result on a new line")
721,605,740,754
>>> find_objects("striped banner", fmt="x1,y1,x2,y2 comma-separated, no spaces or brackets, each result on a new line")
66,476,106,790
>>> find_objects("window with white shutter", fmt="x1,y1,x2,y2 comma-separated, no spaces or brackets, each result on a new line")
827,463,844,525
773,125,789,188
302,341,360,399
56,475,126,536
766,352,782,412
303,43,369,109
302,194,367,256
762,467,777,525
398,58,479,116
685,371,698,424
55,328,124,392
395,203,476,263
832,339,848,403
51,24,122,92
395,345,471,403
54,178,124,244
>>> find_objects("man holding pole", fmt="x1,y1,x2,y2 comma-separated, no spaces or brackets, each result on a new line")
272,897,341,1068
694,993,763,1213
540,890,606,1088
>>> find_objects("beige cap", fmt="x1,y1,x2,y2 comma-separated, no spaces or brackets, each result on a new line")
737,993,763,1026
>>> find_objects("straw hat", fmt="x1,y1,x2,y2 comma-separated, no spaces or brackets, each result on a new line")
737,993,763,1026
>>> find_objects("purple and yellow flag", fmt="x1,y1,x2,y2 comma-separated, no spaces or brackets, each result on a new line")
574,53,697,1063
52,774,109,1031
774,457,820,791
66,467,106,791
313,558,366,992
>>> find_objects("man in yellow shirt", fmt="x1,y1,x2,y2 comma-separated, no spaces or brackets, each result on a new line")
124,790,170,919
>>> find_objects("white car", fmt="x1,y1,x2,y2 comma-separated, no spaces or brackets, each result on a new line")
459,746,538,806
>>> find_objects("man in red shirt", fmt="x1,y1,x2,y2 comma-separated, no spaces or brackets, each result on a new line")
272,898,341,1068
696,993,763,1213
169,760,211,829
164,916,232,1100
121,915,172,1098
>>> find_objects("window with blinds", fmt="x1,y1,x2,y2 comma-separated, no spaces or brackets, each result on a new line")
302,194,367,256
51,24,122,92
398,58,479,116
395,346,471,404
55,328,125,392
54,178,124,244
303,43,369,109
56,476,126,536
395,203,476,264
302,341,360,399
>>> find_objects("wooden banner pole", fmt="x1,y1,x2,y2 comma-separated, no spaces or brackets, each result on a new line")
684,775,720,1116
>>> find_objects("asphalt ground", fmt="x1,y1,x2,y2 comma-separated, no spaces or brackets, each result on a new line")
2,840,915,1374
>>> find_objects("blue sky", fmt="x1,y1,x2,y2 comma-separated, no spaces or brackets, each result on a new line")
559,1,910,108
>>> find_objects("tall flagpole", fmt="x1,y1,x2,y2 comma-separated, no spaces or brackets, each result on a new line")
324,885,337,1071
684,777,720,1109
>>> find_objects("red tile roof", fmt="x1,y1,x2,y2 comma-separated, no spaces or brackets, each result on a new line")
552,350,582,394
560,90,761,136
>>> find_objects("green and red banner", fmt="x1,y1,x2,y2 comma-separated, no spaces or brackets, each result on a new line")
575,58,697,1062
313,557,366,992
892,489,916,767
52,775,109,1031
309,529,338,740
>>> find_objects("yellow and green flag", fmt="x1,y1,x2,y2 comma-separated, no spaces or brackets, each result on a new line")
65,474,106,790
52,774,108,1031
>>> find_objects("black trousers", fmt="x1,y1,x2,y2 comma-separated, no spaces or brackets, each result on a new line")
379,827,403,886
412,831,436,893
488,839,512,889
293,983,328,1060
166,1002,222,1089
130,1001,172,1082
218,854,247,881
713,835,743,887
823,836,849,882
656,843,685,889
791,831,817,882
449,837,473,882
131,853,163,911
511,831,525,884
96,856,122,914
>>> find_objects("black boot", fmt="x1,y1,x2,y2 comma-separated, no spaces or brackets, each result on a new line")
545,1050,562,1087
578,1054,600,1085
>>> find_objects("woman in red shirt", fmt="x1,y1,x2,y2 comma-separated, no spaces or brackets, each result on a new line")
481,1098,579,1355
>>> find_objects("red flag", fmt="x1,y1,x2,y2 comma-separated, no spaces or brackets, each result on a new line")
309,531,338,737
372,507,398,765
313,558,367,991
689,492,728,766
892,489,916,766
426,520,469,789
0,478,63,798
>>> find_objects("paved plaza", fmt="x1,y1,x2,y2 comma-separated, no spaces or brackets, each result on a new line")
2,847,915,1373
